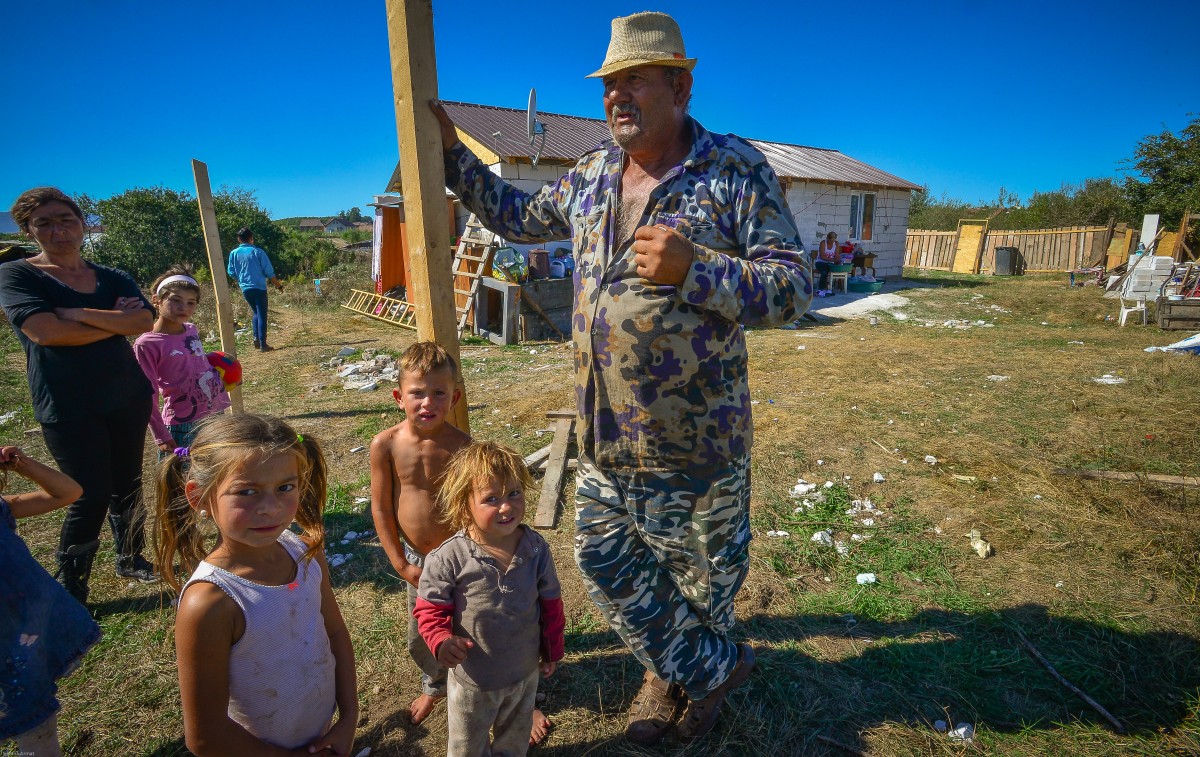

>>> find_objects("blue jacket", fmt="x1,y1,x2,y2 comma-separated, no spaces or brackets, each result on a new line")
226,244,275,292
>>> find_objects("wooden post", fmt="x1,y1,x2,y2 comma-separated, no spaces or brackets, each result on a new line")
192,159,243,414
385,0,469,432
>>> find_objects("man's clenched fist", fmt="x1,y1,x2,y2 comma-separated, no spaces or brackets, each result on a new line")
632,224,695,286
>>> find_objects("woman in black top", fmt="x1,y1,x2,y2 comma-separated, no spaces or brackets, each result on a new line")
0,187,157,604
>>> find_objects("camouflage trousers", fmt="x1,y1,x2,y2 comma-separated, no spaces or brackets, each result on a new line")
573,456,752,700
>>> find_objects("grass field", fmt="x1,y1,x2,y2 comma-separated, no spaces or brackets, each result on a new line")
1,268,1197,756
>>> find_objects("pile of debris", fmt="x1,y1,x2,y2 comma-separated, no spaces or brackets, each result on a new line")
323,347,398,392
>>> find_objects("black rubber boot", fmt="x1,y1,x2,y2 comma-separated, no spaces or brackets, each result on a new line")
110,511,158,583
56,541,99,605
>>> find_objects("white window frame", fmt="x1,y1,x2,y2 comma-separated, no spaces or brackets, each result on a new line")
848,192,875,242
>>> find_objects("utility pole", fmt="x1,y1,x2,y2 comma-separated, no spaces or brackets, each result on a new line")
384,0,469,432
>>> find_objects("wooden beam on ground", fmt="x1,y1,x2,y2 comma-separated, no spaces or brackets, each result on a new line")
535,417,574,529
384,0,469,433
524,444,552,470
546,409,575,420
1055,468,1200,488
191,159,243,414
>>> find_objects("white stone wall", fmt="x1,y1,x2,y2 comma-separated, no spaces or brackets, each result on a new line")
786,182,911,279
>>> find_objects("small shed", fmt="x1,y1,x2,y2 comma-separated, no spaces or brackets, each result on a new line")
298,218,324,233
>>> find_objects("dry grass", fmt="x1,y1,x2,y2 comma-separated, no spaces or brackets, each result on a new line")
2,269,1198,756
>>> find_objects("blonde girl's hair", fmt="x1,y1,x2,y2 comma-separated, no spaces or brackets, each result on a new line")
154,413,328,592
436,441,534,534
150,263,202,301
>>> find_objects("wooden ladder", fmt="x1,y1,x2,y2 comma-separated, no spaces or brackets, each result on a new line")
452,214,500,337
341,288,418,330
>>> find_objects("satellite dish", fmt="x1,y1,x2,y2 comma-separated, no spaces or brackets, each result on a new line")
527,88,546,168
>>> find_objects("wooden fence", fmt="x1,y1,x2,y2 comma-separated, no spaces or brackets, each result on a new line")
906,223,1134,273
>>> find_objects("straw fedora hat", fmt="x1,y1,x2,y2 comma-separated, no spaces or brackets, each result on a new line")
586,11,697,78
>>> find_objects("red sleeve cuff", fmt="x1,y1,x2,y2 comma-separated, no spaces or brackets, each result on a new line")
539,596,565,662
414,597,454,657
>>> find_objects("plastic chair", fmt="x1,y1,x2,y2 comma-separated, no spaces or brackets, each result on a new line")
1118,271,1155,326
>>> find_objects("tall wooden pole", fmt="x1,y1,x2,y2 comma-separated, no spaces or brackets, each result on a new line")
192,159,244,413
385,0,469,432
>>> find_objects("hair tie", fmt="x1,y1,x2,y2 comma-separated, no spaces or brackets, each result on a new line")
156,275,199,294
296,434,304,443
174,446,190,458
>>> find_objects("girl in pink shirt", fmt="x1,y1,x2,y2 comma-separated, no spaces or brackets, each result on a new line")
133,265,230,452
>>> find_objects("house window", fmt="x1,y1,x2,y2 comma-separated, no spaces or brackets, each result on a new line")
848,192,875,241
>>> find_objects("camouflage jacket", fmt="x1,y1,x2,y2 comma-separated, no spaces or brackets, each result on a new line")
445,118,813,473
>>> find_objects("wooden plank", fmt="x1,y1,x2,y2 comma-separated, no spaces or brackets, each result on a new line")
524,444,552,469
1055,468,1200,488
535,417,574,529
385,0,468,432
191,160,243,414
545,408,575,419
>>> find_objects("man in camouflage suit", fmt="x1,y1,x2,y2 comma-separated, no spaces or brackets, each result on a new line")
433,11,812,744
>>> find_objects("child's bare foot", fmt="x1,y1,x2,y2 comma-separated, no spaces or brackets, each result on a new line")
530,708,552,746
409,693,444,724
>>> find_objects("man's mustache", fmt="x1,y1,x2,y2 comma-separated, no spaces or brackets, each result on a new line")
610,104,640,121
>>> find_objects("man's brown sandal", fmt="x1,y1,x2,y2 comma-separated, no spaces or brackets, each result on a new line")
677,643,756,742
625,670,686,746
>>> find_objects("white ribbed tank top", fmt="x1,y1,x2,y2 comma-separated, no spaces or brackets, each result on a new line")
182,529,336,749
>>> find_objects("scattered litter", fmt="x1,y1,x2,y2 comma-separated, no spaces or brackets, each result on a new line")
924,455,938,464
901,458,909,464
843,474,851,481
790,479,817,498
338,365,360,378
851,533,870,542
856,573,877,585
1041,321,1049,326
1055,581,1064,589
356,381,379,392
1033,494,1043,500
766,530,790,538
354,497,369,504
354,748,372,757
328,554,355,568
872,472,886,483
1068,340,1085,345
0,411,16,426
1143,332,1200,354
860,518,875,527
1092,374,1127,385
337,347,356,357
816,459,824,465
350,446,366,454
529,349,538,355
823,576,832,583
751,400,760,405
796,345,806,350
952,475,977,483
986,375,1010,382
934,720,948,733
835,540,850,555
887,419,894,425
810,530,833,547
949,723,975,744
967,529,994,558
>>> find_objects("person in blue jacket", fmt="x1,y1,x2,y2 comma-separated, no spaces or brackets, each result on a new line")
226,227,283,351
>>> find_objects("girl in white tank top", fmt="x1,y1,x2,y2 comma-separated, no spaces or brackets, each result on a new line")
154,414,358,756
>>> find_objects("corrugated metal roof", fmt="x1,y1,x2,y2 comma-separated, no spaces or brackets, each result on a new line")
387,101,918,191
748,139,920,191
441,100,611,164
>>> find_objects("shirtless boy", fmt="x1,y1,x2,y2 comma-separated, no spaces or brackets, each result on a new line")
371,342,470,724
370,342,555,743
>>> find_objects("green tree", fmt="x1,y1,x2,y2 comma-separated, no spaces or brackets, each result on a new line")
93,187,202,282
1123,114,1200,226
275,227,350,278
91,186,291,284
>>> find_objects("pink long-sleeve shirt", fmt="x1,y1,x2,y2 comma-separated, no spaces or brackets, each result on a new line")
132,323,230,446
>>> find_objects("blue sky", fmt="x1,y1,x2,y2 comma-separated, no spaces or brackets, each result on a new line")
4,0,1196,219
